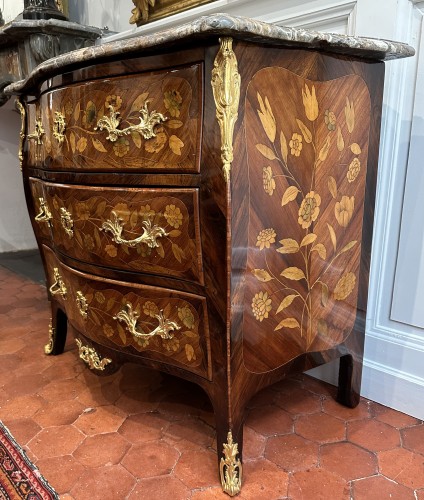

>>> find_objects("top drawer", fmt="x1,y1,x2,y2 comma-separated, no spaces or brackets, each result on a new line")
27,64,202,172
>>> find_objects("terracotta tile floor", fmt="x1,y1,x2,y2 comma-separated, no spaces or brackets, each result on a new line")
1,264,424,499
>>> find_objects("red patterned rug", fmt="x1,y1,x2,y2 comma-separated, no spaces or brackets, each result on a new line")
0,422,58,499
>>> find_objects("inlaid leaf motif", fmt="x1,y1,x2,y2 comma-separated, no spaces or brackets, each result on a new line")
296,118,312,144
77,137,87,153
317,318,328,336
92,138,107,153
312,243,327,260
169,135,184,155
345,96,355,133
318,135,331,162
185,343,196,362
302,84,319,122
131,131,142,149
168,229,181,237
90,310,101,326
256,143,277,160
130,92,149,114
337,126,345,151
300,233,317,247
129,210,138,229
93,228,102,248
156,241,165,258
327,223,337,252
333,272,356,300
252,269,274,282
277,238,299,254
280,130,288,164
339,240,358,255
281,186,300,206
70,131,76,153
166,119,183,129
328,176,337,199
276,294,297,313
321,282,329,307
74,102,81,122
95,200,107,216
274,317,301,331
281,267,305,281
172,243,186,263
257,93,276,143
350,143,361,154
75,230,83,247
106,297,115,312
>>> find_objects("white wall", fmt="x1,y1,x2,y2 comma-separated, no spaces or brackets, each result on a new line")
0,99,36,251
1,0,24,23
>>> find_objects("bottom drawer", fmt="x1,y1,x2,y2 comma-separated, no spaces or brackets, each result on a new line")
43,246,211,379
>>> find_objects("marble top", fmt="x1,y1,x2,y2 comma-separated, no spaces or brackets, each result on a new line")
5,13,414,96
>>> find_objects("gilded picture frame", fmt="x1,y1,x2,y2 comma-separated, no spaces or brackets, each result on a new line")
130,0,215,26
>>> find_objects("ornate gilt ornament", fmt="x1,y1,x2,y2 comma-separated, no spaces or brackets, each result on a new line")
129,0,155,25
95,101,167,142
220,431,242,496
53,111,66,145
114,302,181,340
27,115,45,145
76,291,89,319
101,211,168,248
16,99,26,170
49,267,67,299
44,319,54,354
35,197,52,226
59,207,74,237
211,37,241,183
75,338,112,371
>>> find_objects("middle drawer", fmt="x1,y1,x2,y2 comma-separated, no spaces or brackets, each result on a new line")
31,178,203,284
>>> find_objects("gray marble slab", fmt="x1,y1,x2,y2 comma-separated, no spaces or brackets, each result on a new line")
5,13,414,96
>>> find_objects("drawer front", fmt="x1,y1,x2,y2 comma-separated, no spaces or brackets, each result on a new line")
31,179,203,284
28,64,202,172
44,246,211,379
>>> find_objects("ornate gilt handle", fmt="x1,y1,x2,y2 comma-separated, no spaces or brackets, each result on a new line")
95,101,167,142
27,116,45,145
101,211,168,248
75,339,111,371
49,267,67,299
35,197,52,226
114,302,180,340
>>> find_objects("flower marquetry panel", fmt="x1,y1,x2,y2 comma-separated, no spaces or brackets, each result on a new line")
31,65,201,172
35,180,203,284
43,246,211,379
242,67,371,373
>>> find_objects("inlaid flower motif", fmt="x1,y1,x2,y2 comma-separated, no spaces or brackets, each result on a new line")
263,166,276,196
143,301,159,318
134,337,150,348
103,324,114,338
139,204,155,219
289,133,303,157
256,228,276,250
252,291,272,322
113,203,130,223
164,337,180,352
144,127,167,154
178,306,195,329
324,109,336,131
95,292,105,304
302,83,319,121
113,137,130,157
83,101,97,127
84,234,94,251
164,204,183,228
347,158,361,183
333,272,356,300
298,191,321,229
164,90,182,117
257,93,276,143
335,195,354,227
75,202,90,220
105,244,117,257
105,95,123,111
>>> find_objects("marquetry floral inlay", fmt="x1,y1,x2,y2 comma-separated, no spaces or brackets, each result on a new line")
249,72,368,348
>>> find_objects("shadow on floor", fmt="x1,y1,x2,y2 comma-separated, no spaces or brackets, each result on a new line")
0,249,45,284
